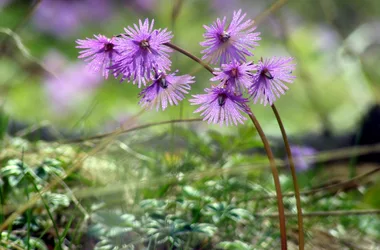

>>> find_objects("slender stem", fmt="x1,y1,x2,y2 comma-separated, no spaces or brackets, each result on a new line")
164,42,214,74
254,0,288,25
248,112,288,250
165,41,288,249
271,104,304,250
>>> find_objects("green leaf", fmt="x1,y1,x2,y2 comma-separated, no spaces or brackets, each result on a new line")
217,240,254,250
43,193,70,210
182,186,202,199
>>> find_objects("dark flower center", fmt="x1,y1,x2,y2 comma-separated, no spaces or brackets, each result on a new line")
218,93,227,106
104,43,114,52
140,40,150,49
219,31,231,42
261,68,274,79
231,68,238,77
158,77,168,89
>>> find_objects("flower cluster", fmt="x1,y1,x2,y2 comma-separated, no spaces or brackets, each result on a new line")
76,18,194,111
76,10,296,124
190,10,296,125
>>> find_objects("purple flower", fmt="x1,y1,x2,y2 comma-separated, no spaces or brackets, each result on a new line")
129,0,157,12
290,145,317,172
44,61,103,113
33,0,111,38
250,57,296,106
76,35,120,79
190,87,250,126
212,0,264,17
139,70,195,111
200,9,261,65
0,0,12,9
113,19,173,87
211,60,255,93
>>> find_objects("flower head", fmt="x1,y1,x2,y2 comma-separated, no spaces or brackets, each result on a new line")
250,57,296,106
290,145,317,172
139,70,195,111
34,0,111,38
200,9,261,65
76,34,119,79
190,87,250,126
211,60,255,93
112,18,173,87
44,62,103,113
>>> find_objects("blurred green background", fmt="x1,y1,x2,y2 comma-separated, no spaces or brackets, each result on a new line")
1,1,380,249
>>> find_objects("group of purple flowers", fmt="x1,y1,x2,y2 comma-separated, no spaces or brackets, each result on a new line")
76,10,296,126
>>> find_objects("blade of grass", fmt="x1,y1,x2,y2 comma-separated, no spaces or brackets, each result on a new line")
57,216,74,250
24,184,31,250
21,148,31,250
0,187,4,224
27,175,61,250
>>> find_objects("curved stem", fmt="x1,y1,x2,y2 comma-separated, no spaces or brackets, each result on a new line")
271,104,304,250
164,42,214,74
165,41,288,249
248,112,288,250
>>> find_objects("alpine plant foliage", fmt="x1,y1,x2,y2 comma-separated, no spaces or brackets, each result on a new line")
76,10,296,126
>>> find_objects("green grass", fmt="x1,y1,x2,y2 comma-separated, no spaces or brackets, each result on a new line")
0,126,379,249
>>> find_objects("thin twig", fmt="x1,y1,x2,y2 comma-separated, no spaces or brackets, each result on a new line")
272,104,304,250
0,28,58,79
0,0,42,54
261,166,380,200
64,118,202,143
254,0,288,25
255,209,380,218
72,147,380,201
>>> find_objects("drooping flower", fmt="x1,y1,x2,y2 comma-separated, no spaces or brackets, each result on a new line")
112,18,173,87
190,87,250,126
139,70,195,111
250,57,296,106
290,145,317,172
76,35,119,79
43,51,103,113
33,0,111,38
211,60,255,93
200,9,261,65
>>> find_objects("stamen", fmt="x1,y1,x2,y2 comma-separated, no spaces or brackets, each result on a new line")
219,31,230,42
140,40,150,48
158,77,168,89
104,43,114,52
218,93,227,106
262,68,274,80
231,68,238,77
